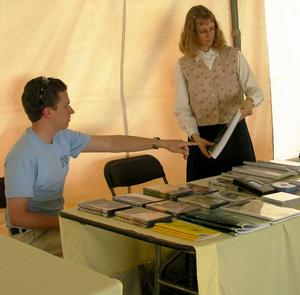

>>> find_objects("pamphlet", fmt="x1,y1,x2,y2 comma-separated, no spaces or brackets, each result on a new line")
153,219,220,242
208,110,242,159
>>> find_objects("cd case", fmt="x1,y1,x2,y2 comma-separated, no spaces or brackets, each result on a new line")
178,194,230,209
78,199,131,217
112,193,162,207
114,207,172,228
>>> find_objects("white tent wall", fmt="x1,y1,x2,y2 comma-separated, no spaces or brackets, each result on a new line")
0,0,271,214
265,0,300,160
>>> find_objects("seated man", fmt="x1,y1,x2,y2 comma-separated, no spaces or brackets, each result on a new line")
4,76,190,257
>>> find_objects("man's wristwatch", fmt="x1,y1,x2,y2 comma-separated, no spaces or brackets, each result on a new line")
152,137,160,149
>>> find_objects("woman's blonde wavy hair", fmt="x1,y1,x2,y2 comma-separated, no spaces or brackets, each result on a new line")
179,5,227,57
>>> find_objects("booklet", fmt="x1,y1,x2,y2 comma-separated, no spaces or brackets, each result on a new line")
208,110,242,159
153,219,220,242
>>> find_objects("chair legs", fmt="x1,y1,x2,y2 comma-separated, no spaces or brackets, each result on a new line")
151,245,198,295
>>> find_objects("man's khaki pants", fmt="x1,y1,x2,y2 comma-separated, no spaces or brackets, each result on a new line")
11,229,63,257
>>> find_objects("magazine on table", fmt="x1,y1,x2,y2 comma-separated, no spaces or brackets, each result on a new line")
208,110,242,159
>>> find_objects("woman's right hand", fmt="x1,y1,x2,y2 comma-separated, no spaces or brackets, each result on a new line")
191,134,215,159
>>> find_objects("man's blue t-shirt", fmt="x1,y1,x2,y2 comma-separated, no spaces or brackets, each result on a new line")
4,128,90,217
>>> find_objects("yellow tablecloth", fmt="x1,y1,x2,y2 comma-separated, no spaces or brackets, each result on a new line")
0,234,122,295
60,207,300,295
195,217,300,295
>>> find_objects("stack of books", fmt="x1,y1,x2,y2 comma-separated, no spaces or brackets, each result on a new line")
143,184,193,200
261,191,300,207
78,199,131,217
114,207,172,228
112,193,162,207
153,219,221,242
145,200,199,216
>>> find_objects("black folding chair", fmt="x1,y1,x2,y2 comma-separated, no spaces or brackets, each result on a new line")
103,155,198,294
104,154,168,196
0,177,7,209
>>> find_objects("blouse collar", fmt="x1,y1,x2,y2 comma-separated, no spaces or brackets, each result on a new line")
195,48,218,62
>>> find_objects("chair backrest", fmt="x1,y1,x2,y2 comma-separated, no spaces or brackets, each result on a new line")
104,154,168,196
0,177,7,208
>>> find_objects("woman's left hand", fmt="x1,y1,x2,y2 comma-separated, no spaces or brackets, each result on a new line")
239,98,254,118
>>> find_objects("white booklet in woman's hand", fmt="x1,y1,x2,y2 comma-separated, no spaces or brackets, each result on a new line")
208,110,242,159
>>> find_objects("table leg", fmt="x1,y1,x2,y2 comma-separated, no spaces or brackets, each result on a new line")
153,245,161,295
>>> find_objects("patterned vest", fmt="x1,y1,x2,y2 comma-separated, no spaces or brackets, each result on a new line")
179,46,242,126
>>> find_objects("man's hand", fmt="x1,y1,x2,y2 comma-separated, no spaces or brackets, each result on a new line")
191,134,214,159
239,98,254,118
160,139,191,160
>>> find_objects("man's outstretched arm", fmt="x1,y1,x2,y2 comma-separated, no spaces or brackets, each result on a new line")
82,135,191,159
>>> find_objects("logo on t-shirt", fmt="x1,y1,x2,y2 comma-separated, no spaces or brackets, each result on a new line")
60,155,69,168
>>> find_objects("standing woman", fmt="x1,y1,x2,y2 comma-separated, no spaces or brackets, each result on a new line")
174,5,263,181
